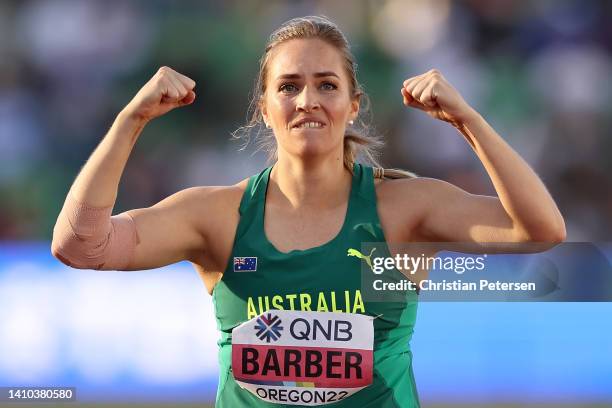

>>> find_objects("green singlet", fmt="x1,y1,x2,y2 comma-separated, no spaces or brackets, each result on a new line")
213,164,420,407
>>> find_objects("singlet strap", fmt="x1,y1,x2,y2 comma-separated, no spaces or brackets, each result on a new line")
234,167,271,240
238,167,272,215
348,164,388,243
354,164,377,204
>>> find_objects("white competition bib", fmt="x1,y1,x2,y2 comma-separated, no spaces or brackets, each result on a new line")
231,310,374,406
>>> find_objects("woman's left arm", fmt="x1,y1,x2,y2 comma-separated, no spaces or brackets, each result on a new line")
401,69,566,243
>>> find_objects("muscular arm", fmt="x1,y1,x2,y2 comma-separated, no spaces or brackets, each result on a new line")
51,111,146,270
51,67,202,270
396,69,565,247
420,113,565,244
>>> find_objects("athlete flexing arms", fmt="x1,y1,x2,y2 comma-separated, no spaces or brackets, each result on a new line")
52,16,564,407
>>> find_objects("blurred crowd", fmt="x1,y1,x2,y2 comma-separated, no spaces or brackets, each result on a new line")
0,0,610,241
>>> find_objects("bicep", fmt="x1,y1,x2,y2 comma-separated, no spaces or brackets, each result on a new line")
417,179,519,243
121,188,207,270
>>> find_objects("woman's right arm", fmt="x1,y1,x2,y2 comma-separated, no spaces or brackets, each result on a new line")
51,66,202,271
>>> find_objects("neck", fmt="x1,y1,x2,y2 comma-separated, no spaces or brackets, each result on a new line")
269,155,352,210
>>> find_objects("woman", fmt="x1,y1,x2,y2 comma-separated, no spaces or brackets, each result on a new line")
52,16,565,408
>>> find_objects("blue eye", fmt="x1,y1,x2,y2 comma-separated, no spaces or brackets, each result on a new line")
279,83,298,93
321,82,337,90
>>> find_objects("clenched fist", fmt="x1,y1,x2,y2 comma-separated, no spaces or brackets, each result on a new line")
124,66,196,122
401,69,477,127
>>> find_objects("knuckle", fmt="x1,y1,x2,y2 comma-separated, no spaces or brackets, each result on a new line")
157,66,172,76
156,78,169,90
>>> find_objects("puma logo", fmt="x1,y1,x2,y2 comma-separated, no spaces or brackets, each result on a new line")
347,247,376,270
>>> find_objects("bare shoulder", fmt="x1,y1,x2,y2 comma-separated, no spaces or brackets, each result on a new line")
375,176,459,206
374,177,454,241
179,179,248,213
185,179,248,271
175,179,249,234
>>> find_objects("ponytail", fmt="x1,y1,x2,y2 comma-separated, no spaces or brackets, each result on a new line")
343,131,416,179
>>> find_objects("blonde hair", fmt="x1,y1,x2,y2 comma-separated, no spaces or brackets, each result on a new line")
234,15,414,179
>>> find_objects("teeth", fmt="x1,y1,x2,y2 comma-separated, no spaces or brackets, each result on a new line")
297,121,323,128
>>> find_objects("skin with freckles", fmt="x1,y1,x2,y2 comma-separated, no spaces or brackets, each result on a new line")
261,38,359,163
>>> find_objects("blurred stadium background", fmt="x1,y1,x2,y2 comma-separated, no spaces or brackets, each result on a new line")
1,0,611,407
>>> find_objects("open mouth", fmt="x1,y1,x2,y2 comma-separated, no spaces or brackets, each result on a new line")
292,121,325,129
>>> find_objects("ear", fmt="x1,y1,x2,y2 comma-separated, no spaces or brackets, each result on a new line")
349,93,361,122
259,98,269,127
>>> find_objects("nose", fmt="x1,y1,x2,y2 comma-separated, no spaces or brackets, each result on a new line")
295,86,320,112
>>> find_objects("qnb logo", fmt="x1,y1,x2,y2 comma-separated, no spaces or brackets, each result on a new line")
254,313,284,342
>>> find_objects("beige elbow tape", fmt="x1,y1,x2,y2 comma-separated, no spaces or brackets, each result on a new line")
51,193,139,270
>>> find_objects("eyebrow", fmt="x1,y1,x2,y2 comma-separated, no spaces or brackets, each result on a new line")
276,71,340,80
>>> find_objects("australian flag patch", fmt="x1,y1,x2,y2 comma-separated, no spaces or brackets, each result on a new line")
233,256,257,272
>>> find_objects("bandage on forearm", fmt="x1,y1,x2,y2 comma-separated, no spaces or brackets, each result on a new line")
51,193,139,270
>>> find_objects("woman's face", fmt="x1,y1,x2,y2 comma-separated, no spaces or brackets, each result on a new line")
261,38,359,160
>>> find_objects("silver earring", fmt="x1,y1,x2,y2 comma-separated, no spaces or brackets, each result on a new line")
348,120,354,125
